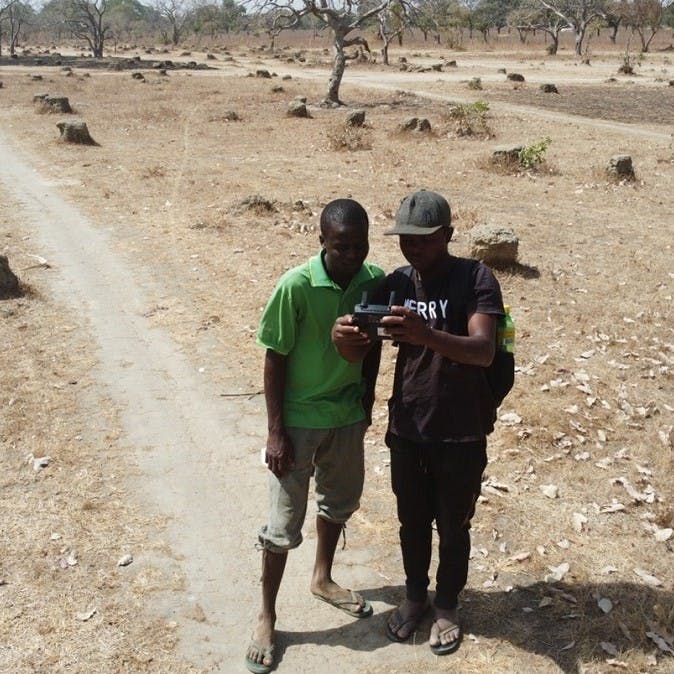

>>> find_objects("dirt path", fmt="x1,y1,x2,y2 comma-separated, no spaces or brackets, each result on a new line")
0,132,426,673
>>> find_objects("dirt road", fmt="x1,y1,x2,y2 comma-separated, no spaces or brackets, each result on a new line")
0,131,419,673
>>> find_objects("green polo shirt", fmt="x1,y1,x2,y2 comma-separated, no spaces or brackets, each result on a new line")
257,251,384,428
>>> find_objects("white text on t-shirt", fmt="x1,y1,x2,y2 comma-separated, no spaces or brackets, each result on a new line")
403,298,449,320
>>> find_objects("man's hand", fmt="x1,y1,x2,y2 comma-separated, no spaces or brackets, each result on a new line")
380,306,431,345
332,314,372,347
265,429,295,478
332,314,374,362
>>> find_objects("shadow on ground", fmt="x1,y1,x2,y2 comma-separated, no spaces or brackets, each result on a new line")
274,581,672,673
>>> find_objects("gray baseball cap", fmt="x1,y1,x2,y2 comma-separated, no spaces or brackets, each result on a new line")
385,190,452,235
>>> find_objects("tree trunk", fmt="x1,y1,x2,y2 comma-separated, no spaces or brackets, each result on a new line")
574,28,584,56
324,36,346,106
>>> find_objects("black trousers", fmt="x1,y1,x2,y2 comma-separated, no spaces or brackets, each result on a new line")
388,434,487,610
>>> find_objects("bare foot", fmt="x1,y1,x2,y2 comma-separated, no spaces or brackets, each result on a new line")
245,613,275,672
430,607,462,655
386,598,429,642
310,580,371,617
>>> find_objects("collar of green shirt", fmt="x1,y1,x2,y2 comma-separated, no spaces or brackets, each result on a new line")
308,250,376,290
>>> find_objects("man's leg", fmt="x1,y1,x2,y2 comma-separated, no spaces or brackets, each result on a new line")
310,516,347,594
310,422,371,617
246,550,287,669
387,438,434,640
430,439,487,654
247,426,315,671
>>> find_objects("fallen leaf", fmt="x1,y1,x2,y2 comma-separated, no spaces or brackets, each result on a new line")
646,631,674,656
573,513,588,532
634,568,663,587
612,477,655,504
600,501,626,514
601,641,619,657
499,412,522,426
618,621,632,641
76,607,97,622
560,640,575,651
32,456,51,471
545,562,570,582
605,659,628,669
654,528,673,542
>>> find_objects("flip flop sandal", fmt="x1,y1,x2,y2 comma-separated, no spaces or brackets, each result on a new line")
429,621,462,656
245,638,275,674
312,589,373,618
385,604,429,643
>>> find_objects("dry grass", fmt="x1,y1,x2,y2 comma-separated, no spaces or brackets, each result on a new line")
1,40,673,672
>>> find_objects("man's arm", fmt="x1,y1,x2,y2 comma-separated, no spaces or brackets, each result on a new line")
381,308,496,367
360,340,382,425
263,349,294,477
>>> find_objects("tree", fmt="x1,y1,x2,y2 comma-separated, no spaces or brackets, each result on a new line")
220,0,246,32
478,0,521,33
36,0,72,43
620,0,664,51
64,0,111,57
154,0,194,45
413,0,462,44
601,0,623,42
0,0,15,55
509,0,567,53
107,0,154,44
4,0,33,54
377,0,410,64
664,0,674,28
245,0,407,106
535,0,606,55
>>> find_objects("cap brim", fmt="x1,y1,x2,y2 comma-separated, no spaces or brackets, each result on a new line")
384,224,445,236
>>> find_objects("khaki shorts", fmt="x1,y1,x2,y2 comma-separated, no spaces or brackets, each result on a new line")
258,420,367,553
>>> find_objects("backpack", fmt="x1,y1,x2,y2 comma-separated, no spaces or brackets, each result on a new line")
486,342,515,408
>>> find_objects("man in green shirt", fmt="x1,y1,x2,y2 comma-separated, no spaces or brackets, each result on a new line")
245,199,384,674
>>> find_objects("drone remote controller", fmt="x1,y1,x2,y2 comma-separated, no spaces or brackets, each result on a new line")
353,291,396,340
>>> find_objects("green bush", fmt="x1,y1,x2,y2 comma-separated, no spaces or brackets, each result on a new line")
519,137,551,169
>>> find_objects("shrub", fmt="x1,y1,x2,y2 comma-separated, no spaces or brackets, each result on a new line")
327,124,372,151
518,137,551,170
445,101,491,138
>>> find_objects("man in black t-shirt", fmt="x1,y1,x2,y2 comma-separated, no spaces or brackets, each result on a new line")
332,190,505,656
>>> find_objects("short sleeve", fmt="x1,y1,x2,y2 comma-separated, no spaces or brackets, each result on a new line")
472,263,505,316
256,276,304,355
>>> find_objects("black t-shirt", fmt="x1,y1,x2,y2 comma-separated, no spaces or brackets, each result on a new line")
377,256,504,442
